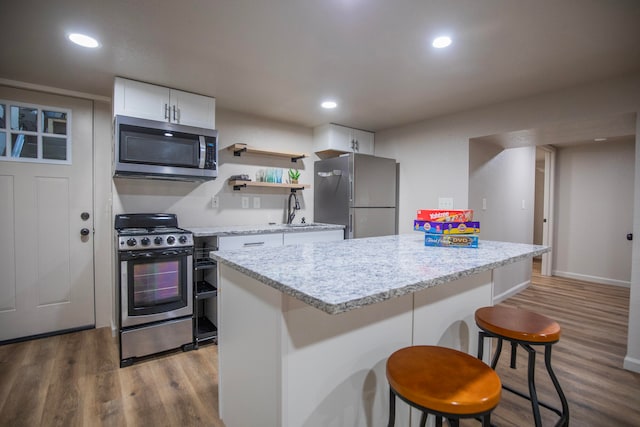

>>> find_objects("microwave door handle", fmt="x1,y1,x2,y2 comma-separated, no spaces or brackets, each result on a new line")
198,136,206,168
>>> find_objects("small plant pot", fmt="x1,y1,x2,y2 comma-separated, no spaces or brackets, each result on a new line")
290,179,298,184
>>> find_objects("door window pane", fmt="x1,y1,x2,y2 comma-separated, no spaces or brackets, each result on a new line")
1,100,71,164
11,134,37,158
42,111,67,135
10,106,38,131
43,136,67,160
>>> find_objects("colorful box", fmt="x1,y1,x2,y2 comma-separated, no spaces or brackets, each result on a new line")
424,234,479,248
414,220,480,234
416,209,473,222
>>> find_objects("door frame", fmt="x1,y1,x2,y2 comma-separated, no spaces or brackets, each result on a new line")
539,145,556,276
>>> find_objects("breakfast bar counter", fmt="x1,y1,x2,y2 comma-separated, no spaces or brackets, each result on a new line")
211,234,549,427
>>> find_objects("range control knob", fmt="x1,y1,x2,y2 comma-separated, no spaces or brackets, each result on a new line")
141,237,151,246
166,236,176,245
126,238,137,247
179,235,188,244
154,236,163,245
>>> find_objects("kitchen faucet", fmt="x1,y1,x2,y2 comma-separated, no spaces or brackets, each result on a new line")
287,192,301,224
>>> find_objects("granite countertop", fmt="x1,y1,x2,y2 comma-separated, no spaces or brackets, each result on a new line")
186,222,344,237
211,233,550,315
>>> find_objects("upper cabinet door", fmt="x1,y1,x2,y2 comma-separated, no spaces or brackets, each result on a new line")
351,128,374,155
113,77,170,122
171,89,216,129
113,77,216,129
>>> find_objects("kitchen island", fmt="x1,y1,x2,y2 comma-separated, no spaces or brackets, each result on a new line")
210,234,549,427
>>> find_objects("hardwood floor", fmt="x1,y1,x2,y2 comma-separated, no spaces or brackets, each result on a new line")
0,330,223,427
1,263,639,426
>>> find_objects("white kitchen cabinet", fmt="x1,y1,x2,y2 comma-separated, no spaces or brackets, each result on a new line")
313,123,374,155
283,229,344,245
113,77,216,129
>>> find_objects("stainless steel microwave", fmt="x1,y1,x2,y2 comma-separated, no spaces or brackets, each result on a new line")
114,115,218,181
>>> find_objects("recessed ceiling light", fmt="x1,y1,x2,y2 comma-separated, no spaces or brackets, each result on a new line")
432,36,452,49
321,101,337,109
164,132,174,137
594,137,607,142
68,33,100,48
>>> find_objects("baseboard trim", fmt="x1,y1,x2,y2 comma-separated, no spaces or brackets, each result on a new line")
552,270,630,288
623,355,640,373
493,280,530,304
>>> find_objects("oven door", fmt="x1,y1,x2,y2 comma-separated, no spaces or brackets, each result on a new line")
120,247,193,327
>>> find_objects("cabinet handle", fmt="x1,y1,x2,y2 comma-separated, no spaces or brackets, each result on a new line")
164,103,170,120
172,105,178,122
243,242,265,247
355,139,359,151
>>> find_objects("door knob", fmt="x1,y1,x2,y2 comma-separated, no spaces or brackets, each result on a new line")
80,228,90,236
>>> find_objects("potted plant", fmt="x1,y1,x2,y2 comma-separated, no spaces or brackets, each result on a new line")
288,168,300,184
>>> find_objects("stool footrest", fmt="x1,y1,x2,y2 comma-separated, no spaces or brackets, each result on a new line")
502,384,563,417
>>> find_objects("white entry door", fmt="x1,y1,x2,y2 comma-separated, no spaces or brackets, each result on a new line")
0,86,95,341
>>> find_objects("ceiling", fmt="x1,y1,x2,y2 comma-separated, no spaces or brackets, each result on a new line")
1,0,640,133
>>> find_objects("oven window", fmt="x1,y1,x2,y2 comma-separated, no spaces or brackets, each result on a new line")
132,260,182,307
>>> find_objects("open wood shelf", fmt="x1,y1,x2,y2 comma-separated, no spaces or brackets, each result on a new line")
227,143,308,163
229,180,310,191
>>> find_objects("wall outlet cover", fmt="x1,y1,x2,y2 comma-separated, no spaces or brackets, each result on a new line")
438,197,454,209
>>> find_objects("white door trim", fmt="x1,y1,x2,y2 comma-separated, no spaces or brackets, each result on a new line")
540,145,556,276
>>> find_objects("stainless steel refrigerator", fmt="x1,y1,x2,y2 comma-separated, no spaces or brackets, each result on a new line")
314,153,397,239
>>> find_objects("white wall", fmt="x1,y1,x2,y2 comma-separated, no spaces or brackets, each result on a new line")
374,72,640,372
468,143,536,301
553,140,634,286
112,108,316,226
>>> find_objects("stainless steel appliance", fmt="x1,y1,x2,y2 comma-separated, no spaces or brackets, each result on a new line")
314,153,397,238
114,115,218,181
115,213,194,367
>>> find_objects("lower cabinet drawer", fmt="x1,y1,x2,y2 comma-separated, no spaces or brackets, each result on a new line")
217,232,283,250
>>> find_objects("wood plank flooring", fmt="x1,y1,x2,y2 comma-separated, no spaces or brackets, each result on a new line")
1,262,639,426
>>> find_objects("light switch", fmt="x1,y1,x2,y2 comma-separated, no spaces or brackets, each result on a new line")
482,198,487,210
253,197,261,209
211,196,219,208
241,196,249,209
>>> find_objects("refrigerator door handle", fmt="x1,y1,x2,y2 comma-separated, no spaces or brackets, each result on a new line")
349,213,353,237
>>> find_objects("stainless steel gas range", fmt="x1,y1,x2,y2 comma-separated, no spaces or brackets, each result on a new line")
115,213,194,367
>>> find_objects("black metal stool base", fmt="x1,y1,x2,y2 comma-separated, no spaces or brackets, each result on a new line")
388,388,494,427
478,331,570,427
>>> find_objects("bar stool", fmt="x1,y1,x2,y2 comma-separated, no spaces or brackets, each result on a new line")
475,306,570,427
386,345,501,427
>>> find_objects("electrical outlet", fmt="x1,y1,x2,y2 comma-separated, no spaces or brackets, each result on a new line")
211,196,219,208
438,197,454,209
241,196,249,209
253,197,261,209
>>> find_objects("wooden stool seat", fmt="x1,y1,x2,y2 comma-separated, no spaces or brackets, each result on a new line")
475,306,561,343
386,346,501,426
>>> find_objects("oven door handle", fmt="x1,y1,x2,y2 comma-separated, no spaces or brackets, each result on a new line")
120,248,192,260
